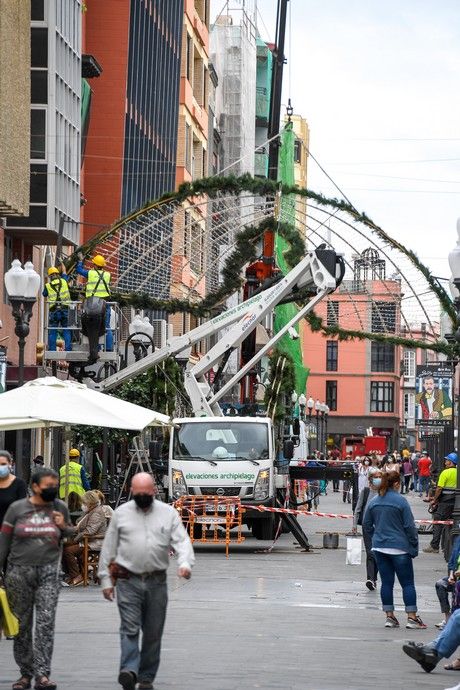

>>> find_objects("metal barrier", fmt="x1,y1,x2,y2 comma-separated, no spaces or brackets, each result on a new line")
44,301,120,362
175,495,246,557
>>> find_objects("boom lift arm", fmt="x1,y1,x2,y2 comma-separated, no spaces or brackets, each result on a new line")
99,247,344,413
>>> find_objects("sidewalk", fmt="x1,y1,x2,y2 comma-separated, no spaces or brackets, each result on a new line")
0,489,456,690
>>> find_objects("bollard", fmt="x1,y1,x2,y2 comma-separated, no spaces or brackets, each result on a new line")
323,532,339,549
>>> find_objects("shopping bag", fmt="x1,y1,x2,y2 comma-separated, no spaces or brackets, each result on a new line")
346,537,362,565
0,586,19,637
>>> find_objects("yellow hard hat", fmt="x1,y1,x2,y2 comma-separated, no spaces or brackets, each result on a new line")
92,254,106,267
69,448,80,458
48,266,59,276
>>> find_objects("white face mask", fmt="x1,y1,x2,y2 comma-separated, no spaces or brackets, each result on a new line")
81,504,89,513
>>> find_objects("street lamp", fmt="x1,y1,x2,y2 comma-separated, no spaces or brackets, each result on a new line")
122,313,155,367
298,393,306,419
307,396,314,419
324,404,330,454
314,399,321,454
4,259,41,478
448,221,460,539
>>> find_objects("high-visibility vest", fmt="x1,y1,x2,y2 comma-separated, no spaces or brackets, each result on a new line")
85,269,111,298
46,277,71,307
59,461,85,498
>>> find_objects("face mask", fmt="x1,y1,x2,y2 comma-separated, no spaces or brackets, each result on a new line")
133,493,154,509
371,477,382,488
40,486,58,502
363,461,369,466
81,504,89,513
0,466,10,479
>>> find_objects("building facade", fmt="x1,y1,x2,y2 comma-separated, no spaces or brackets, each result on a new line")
303,249,403,451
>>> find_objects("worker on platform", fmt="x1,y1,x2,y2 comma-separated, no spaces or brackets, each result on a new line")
76,253,113,350
59,448,91,500
43,264,72,351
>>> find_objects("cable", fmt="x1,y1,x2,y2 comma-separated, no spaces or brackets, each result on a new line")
306,146,358,211
217,131,281,175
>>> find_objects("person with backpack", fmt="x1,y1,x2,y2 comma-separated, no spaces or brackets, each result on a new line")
353,469,382,591
43,264,72,352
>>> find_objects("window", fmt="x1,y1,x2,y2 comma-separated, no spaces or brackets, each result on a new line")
371,342,395,372
31,28,48,67
404,393,415,420
185,123,192,172
371,302,396,333
30,164,47,203
326,341,338,371
326,380,337,411
31,70,48,104
31,109,46,159
186,33,193,82
327,301,339,326
294,139,302,164
403,349,416,378
31,0,45,21
370,381,394,413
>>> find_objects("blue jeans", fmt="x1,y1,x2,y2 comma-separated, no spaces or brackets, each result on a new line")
373,551,417,613
418,476,430,495
432,608,460,657
48,308,71,351
105,305,113,351
116,573,168,683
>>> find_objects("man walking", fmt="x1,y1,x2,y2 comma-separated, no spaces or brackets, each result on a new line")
424,452,457,554
58,448,90,500
98,473,195,690
417,450,432,497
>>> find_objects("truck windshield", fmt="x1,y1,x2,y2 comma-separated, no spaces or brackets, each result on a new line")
173,422,269,462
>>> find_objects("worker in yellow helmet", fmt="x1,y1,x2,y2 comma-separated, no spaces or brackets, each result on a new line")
76,253,113,350
59,448,91,499
43,263,72,351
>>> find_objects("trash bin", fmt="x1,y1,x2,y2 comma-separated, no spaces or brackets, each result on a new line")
323,532,339,549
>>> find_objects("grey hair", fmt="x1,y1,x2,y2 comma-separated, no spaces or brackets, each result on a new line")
0,450,13,463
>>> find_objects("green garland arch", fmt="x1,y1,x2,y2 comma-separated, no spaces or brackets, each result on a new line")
67,174,457,358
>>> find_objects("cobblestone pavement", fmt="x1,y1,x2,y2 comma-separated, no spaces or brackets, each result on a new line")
0,490,456,690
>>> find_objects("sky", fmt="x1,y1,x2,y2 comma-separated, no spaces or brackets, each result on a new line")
212,0,460,285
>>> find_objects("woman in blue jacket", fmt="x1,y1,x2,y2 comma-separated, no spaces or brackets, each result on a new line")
363,470,426,629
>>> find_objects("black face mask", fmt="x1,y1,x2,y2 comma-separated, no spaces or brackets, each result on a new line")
40,487,58,502
133,493,154,509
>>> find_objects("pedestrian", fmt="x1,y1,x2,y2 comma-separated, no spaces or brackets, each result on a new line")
330,447,340,492
42,264,72,352
353,469,382,591
0,450,27,527
32,455,44,468
98,473,195,690
58,448,90,500
362,470,426,629
401,457,414,494
357,457,370,492
411,451,420,492
402,608,460,673
62,490,107,586
417,450,432,497
424,452,457,554
0,467,72,690
75,253,113,350
367,453,381,477
383,454,400,474
434,535,460,635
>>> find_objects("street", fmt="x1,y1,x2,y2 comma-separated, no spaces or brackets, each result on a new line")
0,490,455,690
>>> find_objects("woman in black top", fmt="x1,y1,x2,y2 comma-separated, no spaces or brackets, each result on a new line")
0,450,27,526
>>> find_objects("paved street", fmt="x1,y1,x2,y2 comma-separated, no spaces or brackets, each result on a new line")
0,491,457,690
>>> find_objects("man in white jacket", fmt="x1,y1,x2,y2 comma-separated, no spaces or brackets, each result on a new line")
98,473,195,690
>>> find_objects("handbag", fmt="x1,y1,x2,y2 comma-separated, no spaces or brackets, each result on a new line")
346,536,362,565
0,587,19,637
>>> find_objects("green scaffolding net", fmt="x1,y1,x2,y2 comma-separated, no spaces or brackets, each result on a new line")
275,123,309,395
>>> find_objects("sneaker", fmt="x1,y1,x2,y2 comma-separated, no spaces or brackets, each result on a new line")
385,615,400,628
423,545,439,553
402,642,440,673
118,670,137,690
406,616,428,629
366,579,375,591
435,619,447,630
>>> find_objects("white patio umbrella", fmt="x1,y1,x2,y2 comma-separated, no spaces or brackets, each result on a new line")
0,376,170,430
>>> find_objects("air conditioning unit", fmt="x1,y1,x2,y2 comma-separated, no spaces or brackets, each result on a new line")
151,319,168,349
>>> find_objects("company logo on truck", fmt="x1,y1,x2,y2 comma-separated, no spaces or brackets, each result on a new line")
184,472,256,481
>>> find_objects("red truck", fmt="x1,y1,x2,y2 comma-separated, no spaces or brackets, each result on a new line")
340,435,387,459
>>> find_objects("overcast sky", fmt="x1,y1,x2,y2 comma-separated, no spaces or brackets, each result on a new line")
213,0,460,285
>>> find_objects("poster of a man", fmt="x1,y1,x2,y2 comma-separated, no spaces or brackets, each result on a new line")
415,365,453,424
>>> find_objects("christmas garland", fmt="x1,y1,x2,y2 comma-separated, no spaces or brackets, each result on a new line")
66,174,456,356
264,348,296,425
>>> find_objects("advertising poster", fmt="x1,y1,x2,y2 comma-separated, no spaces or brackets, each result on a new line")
415,363,453,426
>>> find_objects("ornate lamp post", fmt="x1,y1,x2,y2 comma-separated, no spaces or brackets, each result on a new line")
4,260,41,478
324,404,330,454
314,399,321,453
448,223,460,539
298,393,306,419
